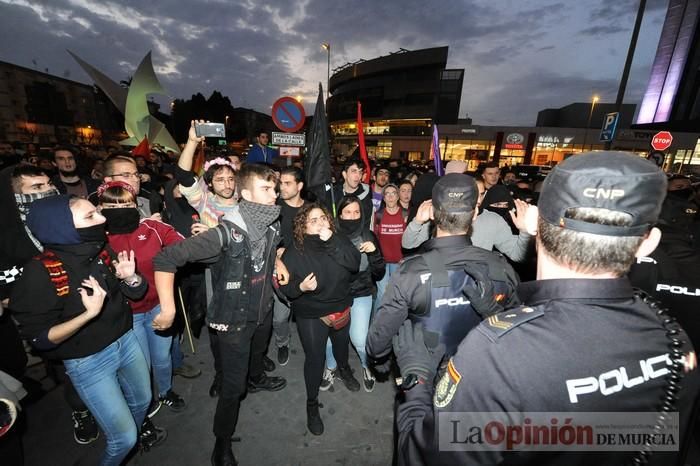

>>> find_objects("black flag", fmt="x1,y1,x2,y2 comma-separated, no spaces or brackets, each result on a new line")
305,83,331,190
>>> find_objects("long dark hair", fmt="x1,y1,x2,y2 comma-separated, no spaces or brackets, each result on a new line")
292,202,335,251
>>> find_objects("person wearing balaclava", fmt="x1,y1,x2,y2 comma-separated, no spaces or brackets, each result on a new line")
98,181,188,417
152,163,288,466
319,194,385,394
9,194,168,464
481,184,518,235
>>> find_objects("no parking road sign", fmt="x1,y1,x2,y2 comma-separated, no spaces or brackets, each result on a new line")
272,97,306,133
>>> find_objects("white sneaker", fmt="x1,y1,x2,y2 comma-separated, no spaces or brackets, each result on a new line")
362,367,376,393
319,367,335,392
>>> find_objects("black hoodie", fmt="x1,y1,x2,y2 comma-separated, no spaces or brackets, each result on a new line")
0,166,43,300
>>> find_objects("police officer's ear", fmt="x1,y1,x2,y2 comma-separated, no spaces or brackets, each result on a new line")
523,204,539,236
635,227,661,259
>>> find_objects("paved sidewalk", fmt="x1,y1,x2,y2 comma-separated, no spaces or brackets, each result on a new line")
20,325,396,465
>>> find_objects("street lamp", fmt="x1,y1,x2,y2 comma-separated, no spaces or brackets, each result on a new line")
582,95,599,152
321,42,330,101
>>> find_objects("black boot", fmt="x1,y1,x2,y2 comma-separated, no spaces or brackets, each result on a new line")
306,399,324,436
211,437,238,466
139,417,167,452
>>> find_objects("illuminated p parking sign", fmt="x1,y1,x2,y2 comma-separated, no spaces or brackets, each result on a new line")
599,112,619,142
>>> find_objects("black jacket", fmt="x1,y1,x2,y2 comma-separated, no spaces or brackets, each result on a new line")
153,206,281,332
280,233,361,319
51,174,100,198
9,242,146,360
367,234,519,358
396,278,700,466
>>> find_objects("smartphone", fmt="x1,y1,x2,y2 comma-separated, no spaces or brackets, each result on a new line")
195,122,226,138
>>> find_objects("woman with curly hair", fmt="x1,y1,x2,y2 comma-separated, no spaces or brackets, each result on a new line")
279,202,361,436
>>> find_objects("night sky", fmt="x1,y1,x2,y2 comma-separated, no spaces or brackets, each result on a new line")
0,0,670,125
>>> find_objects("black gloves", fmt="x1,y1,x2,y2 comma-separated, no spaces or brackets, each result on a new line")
462,262,504,318
392,321,445,383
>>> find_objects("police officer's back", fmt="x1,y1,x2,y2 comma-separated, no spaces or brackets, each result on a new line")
392,152,700,465
366,173,519,360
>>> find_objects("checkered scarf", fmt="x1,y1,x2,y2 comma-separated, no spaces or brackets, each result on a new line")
14,188,59,250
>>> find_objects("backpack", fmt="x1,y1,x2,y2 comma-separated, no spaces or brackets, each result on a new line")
375,207,409,226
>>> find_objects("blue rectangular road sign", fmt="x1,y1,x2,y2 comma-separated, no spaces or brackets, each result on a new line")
599,112,620,142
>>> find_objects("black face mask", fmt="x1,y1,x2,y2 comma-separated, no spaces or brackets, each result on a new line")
338,218,362,237
102,208,141,234
668,188,694,200
77,223,107,244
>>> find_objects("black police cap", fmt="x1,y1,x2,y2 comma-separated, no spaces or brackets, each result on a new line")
538,152,667,237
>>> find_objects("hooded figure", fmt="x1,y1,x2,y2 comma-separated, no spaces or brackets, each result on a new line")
481,184,518,234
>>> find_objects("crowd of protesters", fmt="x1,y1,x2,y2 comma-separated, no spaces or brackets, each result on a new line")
1,125,699,466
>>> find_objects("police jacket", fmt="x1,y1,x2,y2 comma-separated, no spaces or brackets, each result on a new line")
153,206,280,332
630,229,700,351
366,234,519,358
396,278,700,466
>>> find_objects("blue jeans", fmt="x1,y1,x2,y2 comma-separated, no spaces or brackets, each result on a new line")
132,305,173,397
374,262,399,314
326,295,373,369
63,330,151,466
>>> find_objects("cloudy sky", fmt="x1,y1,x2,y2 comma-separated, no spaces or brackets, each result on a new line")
0,0,670,125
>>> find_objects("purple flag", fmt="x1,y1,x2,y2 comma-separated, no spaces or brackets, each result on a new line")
431,124,444,176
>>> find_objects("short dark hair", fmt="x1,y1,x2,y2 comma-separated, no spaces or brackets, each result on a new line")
11,164,48,192
343,158,363,172
483,161,499,170
280,166,303,184
54,145,75,159
433,205,473,235
538,207,645,276
203,164,235,186
237,163,277,193
256,129,269,137
337,195,362,217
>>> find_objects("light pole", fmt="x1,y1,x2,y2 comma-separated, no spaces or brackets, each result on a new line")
321,42,330,101
582,95,599,152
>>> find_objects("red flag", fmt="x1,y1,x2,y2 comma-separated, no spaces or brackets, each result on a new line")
356,102,371,184
131,135,151,161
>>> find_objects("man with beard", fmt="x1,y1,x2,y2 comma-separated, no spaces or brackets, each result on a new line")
176,121,238,227
0,164,101,450
270,166,307,366
0,142,20,170
153,163,289,466
371,163,391,212
52,146,99,198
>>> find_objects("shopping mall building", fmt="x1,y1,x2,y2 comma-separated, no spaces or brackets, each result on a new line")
327,43,700,173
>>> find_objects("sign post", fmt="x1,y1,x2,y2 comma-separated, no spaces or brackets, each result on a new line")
650,131,673,152
599,112,620,143
271,97,306,159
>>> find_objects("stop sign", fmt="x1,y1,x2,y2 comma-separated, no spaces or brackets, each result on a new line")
651,131,673,151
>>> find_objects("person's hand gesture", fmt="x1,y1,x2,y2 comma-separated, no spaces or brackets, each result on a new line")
78,276,107,319
299,272,318,292
113,250,136,281
152,309,175,331
509,199,530,234
359,241,376,253
415,200,433,225
188,120,206,144
275,258,290,286
319,227,333,242
191,222,210,236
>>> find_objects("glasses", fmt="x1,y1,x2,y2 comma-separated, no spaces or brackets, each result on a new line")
384,191,399,197
110,172,140,179
307,215,328,225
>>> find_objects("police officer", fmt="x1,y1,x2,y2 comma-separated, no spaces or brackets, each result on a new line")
392,152,700,465
366,173,519,360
